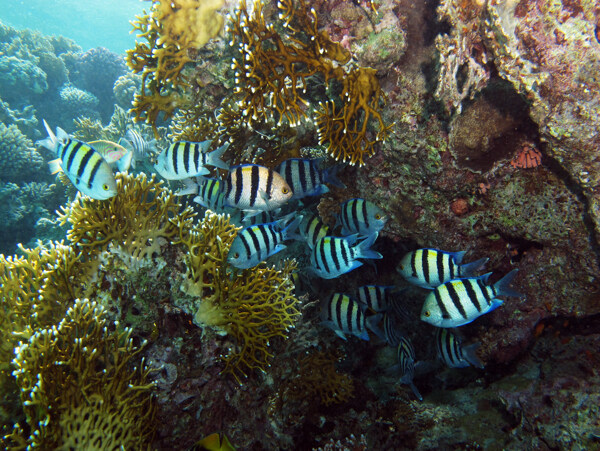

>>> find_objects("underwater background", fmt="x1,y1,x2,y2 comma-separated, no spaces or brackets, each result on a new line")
1,0,599,449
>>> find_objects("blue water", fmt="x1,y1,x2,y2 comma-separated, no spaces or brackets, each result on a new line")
0,0,147,54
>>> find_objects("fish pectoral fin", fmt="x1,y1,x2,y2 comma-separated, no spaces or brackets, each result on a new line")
334,329,348,340
48,159,63,174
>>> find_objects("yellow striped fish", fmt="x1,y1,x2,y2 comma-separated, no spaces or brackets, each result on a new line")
38,120,117,200
154,140,229,180
223,164,292,215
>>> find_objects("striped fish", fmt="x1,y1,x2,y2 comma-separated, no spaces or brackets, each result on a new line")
275,158,344,199
193,177,226,211
38,120,117,200
122,129,158,167
421,269,522,328
383,313,403,347
397,336,422,401
336,198,387,237
356,285,395,312
223,164,292,214
321,293,380,341
154,140,229,180
397,248,488,289
436,328,484,369
298,213,329,248
310,233,382,279
227,215,302,269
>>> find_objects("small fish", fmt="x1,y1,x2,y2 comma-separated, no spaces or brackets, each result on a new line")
37,120,117,200
227,215,302,269
275,158,344,199
154,140,229,180
436,328,484,369
310,233,382,279
88,140,133,172
356,285,395,312
397,336,422,401
321,292,380,341
336,198,387,237
421,269,522,328
397,248,489,289
222,164,292,215
193,177,226,211
122,128,158,167
192,432,236,451
383,313,403,347
298,213,330,248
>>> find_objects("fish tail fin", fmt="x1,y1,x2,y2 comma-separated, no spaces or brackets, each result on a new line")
462,342,485,369
365,313,385,341
281,215,303,241
37,119,59,153
409,382,423,401
449,250,467,264
207,142,230,171
176,178,199,196
460,257,489,276
494,269,523,298
322,163,346,189
355,233,383,260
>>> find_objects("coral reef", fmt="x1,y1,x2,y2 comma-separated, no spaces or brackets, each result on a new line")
177,211,301,383
58,83,100,122
6,298,156,449
58,172,195,261
0,122,43,181
126,0,225,134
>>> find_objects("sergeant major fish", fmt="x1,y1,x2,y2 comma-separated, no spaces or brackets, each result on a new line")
356,285,396,312
310,233,382,279
436,328,484,369
122,128,158,167
37,120,117,200
222,164,292,215
298,213,329,249
154,140,229,180
398,248,488,289
275,158,344,199
193,177,226,211
321,292,381,341
397,336,423,401
421,269,522,328
336,198,387,238
227,215,302,269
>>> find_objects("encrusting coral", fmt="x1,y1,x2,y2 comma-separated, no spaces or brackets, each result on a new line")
177,211,301,384
5,298,156,449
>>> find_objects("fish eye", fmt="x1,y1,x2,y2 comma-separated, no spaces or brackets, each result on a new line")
424,311,431,317
233,252,239,258
103,184,109,190
398,264,403,270
282,187,289,194
375,214,381,220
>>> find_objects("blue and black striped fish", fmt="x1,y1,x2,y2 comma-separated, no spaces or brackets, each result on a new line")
298,213,330,248
336,198,387,237
421,269,522,328
436,328,484,369
192,177,226,211
397,336,422,401
356,285,395,312
397,248,488,289
223,164,292,215
122,128,158,167
154,140,229,180
275,158,343,199
321,292,380,341
227,215,302,269
38,120,117,200
310,233,382,279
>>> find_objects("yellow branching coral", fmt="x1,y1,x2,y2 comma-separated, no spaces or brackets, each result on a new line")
6,298,156,449
229,0,389,166
178,211,301,383
284,348,354,406
315,67,393,166
229,0,349,126
126,0,225,135
58,172,196,260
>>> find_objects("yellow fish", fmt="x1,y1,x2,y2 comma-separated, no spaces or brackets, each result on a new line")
192,432,236,451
